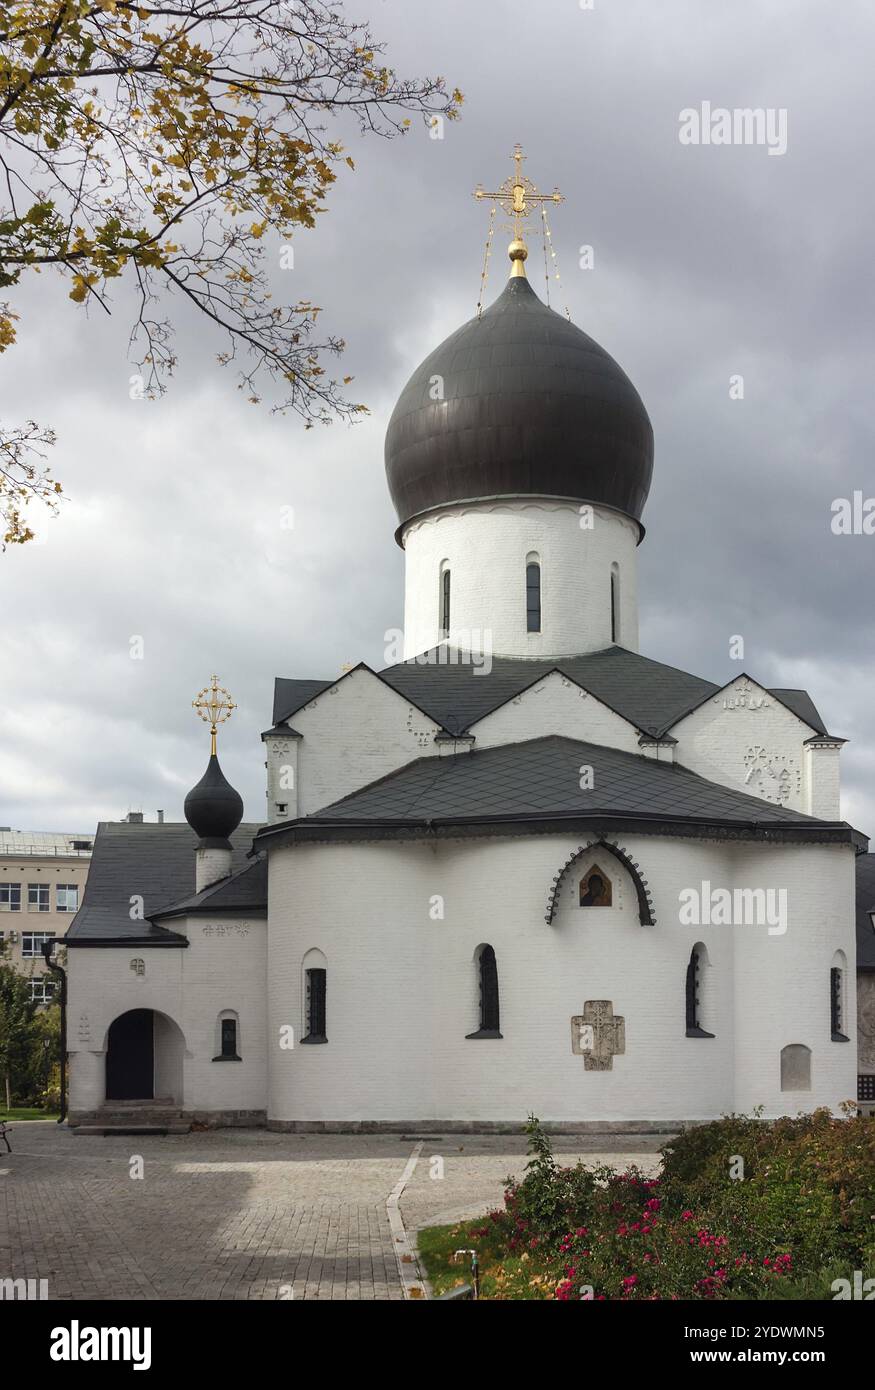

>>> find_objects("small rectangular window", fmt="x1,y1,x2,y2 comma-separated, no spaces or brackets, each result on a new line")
30,977,56,1004
28,883,50,912
0,883,21,912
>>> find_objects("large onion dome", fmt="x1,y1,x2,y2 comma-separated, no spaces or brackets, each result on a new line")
385,272,653,539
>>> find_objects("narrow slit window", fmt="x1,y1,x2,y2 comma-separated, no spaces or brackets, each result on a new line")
440,566,451,638
526,561,541,633
467,945,502,1038
610,563,620,643
304,967,327,1043
831,966,848,1041
685,947,714,1038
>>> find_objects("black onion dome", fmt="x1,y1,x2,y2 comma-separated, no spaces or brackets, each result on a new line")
385,274,654,539
184,753,244,846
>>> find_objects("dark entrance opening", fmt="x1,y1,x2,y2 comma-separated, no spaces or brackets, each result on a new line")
106,1009,154,1100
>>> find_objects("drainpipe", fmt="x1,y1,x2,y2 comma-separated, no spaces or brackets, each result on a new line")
41,940,67,1124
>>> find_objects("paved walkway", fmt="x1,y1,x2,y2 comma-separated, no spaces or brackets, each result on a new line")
0,1124,662,1300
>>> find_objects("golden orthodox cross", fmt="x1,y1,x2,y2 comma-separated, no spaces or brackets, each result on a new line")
474,144,564,276
192,674,237,756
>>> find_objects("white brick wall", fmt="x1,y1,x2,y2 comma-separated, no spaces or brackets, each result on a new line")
265,833,856,1123
401,499,640,659
669,675,839,816
67,916,267,1116
290,667,442,815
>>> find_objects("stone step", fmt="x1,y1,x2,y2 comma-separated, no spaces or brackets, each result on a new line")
72,1123,191,1136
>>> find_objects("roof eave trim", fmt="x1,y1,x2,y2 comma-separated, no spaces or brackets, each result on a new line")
65,935,189,948
256,812,867,853
394,493,646,550
150,904,267,921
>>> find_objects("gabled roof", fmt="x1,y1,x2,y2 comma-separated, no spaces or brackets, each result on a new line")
856,853,875,970
272,648,833,742
256,736,864,850
66,821,262,946
670,672,831,737
273,647,723,740
380,647,721,737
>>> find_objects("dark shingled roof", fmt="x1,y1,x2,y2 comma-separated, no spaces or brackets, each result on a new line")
768,689,828,735
257,736,861,849
151,858,267,921
66,822,263,945
856,853,875,970
271,648,830,741
272,678,333,726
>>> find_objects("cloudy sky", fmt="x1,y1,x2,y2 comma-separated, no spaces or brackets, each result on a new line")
2,0,874,837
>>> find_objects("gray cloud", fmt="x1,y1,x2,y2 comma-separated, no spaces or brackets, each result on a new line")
2,0,873,839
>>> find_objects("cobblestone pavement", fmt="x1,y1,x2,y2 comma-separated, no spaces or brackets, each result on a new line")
0,1123,662,1301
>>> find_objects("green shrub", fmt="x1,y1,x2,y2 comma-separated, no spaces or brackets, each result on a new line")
497,1112,875,1300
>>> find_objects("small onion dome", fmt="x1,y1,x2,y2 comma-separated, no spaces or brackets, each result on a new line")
183,753,244,847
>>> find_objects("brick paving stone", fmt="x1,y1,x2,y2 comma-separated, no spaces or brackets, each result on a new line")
0,1123,663,1301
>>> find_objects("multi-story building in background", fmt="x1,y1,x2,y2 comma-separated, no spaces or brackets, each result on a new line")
0,830,94,1003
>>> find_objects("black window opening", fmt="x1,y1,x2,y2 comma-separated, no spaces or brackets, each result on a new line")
610,566,620,643
221,1018,239,1058
303,967,327,1044
526,562,541,633
831,967,849,1041
466,945,502,1039
213,1015,241,1061
685,949,714,1038
440,568,451,638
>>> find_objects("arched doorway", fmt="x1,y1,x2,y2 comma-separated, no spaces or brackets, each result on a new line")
105,1009,185,1103
106,1010,154,1100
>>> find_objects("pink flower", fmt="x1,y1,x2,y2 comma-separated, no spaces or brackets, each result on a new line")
645,1198,661,1212
622,1275,638,1289
681,1210,694,1221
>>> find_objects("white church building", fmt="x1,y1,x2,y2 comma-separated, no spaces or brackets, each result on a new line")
64,227,865,1131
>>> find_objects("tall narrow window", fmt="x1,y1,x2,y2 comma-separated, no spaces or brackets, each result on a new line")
685,946,714,1038
221,1017,238,1058
467,945,502,1038
526,559,541,633
440,564,451,638
303,967,327,1043
831,964,848,1041
610,563,620,644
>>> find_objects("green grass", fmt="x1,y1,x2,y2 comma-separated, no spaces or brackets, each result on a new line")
416,1215,555,1300
0,1107,59,1123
